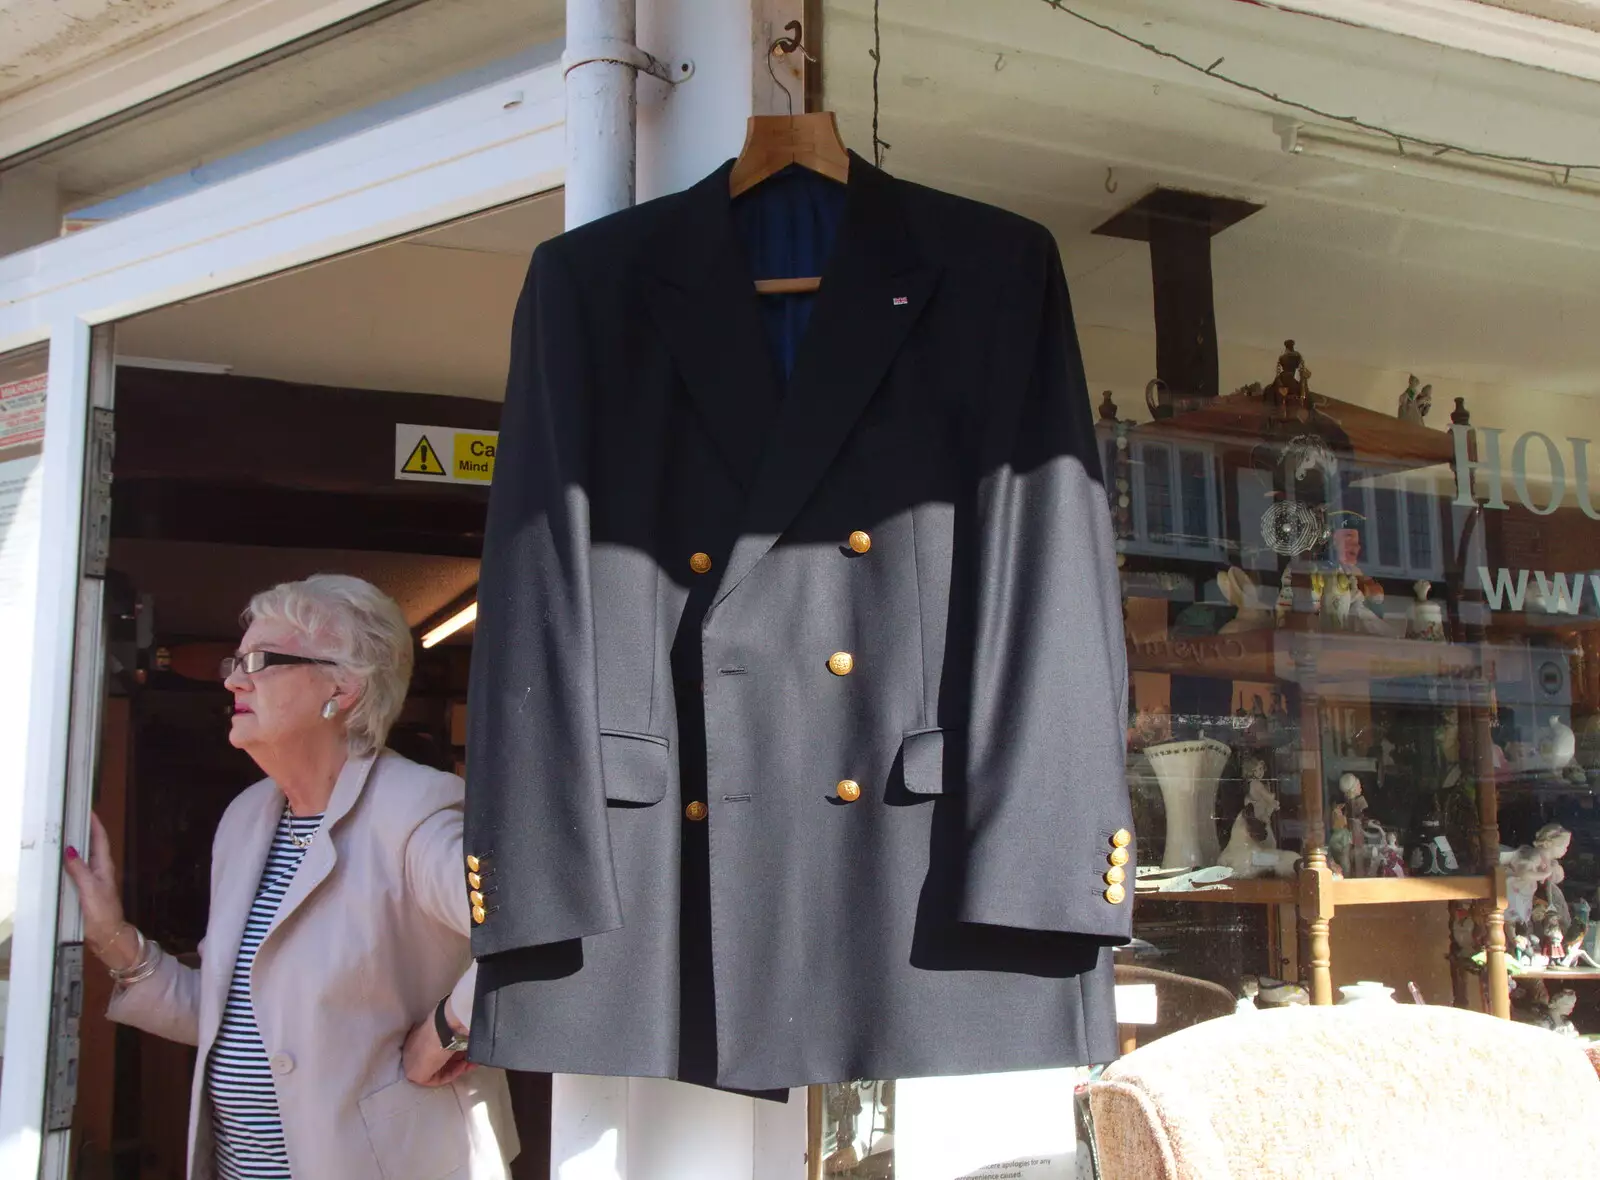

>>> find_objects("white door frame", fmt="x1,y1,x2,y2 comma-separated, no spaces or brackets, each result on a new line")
0,56,567,1179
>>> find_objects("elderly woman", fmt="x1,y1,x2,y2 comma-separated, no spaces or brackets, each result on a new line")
64,574,517,1180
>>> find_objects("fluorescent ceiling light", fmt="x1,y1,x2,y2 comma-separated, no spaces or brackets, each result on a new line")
421,601,478,649
114,355,234,375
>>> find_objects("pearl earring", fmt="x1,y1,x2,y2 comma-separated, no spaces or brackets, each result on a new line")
322,699,339,720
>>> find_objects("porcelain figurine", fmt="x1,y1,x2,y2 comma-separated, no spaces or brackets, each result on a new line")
1568,898,1590,953
1319,529,1386,634
1275,567,1295,627
1536,823,1574,932
1405,580,1446,641
1538,715,1577,773
1339,774,1369,871
1397,375,1434,426
1217,566,1274,633
1339,772,1369,827
1372,829,1407,877
1236,978,1260,1013
1328,803,1353,879
1541,989,1580,1038
1273,340,1307,405
1505,845,1552,928
1219,772,1280,879
1541,907,1567,964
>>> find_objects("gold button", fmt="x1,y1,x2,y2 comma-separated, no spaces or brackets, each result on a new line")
1108,847,1129,867
827,651,854,676
1104,883,1126,904
836,779,862,802
466,854,480,873
1104,867,1125,886
690,552,713,575
848,530,872,554
469,890,485,908
472,905,487,925
1111,829,1132,849
467,871,482,889
685,801,708,822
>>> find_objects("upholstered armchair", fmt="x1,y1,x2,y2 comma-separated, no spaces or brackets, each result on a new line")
1083,1003,1600,1179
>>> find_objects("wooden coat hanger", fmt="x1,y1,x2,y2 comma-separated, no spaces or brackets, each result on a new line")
733,22,850,296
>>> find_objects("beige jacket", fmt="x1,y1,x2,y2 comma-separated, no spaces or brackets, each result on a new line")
108,750,518,1180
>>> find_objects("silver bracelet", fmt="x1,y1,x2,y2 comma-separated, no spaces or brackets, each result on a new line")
108,929,163,986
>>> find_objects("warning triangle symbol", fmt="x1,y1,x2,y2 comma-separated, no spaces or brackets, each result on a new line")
402,434,447,476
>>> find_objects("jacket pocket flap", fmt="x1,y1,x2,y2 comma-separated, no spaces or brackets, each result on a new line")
600,730,670,804
358,1078,466,1180
900,728,948,795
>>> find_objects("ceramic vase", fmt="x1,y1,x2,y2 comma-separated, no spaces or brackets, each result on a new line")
1337,981,1396,1004
1145,738,1232,869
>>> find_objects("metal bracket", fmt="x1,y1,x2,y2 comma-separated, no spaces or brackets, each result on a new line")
562,39,694,85
80,406,114,579
45,943,85,1132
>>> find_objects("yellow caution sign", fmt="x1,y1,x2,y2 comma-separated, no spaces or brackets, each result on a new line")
401,434,448,477
453,432,497,482
395,424,499,484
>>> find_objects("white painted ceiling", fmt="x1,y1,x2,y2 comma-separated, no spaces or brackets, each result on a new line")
11,0,561,209
0,0,239,103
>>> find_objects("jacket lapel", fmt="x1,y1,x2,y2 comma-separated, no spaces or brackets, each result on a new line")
259,751,378,952
714,155,939,608
641,162,783,492
200,785,280,1045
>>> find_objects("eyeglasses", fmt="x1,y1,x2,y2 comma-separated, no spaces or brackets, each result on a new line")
220,651,337,680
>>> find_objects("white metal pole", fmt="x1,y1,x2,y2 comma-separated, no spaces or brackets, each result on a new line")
565,0,638,228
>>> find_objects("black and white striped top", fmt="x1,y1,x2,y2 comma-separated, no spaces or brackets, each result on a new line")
207,808,323,1180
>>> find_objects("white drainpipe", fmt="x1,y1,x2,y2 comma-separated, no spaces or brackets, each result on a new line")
563,0,695,228
564,0,638,228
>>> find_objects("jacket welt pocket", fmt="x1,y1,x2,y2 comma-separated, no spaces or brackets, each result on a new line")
600,729,671,805
899,727,952,796
358,1077,466,1180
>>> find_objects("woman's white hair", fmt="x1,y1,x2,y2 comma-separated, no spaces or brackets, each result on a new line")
243,574,414,755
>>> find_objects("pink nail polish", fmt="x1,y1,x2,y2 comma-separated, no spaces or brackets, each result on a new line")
65,846,79,861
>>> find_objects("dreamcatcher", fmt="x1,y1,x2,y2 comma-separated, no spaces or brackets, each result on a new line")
1259,500,1365,557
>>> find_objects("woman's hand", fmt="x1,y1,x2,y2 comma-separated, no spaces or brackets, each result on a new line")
64,813,140,972
402,1004,475,1088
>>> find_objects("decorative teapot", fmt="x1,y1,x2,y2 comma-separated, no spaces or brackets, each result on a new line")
1145,377,1175,420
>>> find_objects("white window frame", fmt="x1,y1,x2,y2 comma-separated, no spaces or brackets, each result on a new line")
0,56,567,1179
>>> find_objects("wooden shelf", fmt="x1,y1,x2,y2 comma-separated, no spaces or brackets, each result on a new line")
1137,874,1493,907
1331,876,1492,905
1505,968,1600,982
1127,628,1479,686
1136,878,1294,905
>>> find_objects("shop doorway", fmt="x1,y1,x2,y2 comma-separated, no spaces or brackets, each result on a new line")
63,191,559,1180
